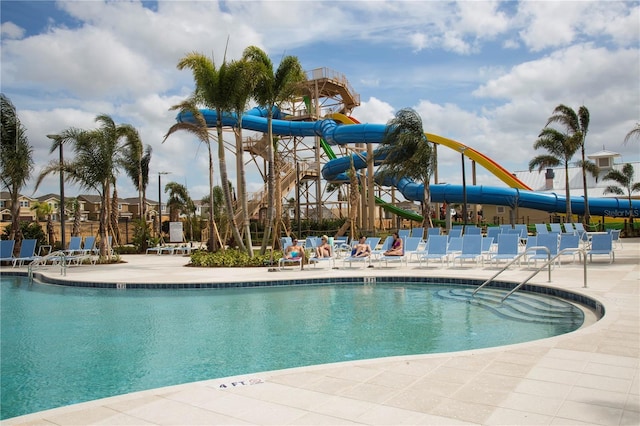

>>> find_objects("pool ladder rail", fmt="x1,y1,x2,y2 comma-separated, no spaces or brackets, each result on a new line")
473,246,588,303
28,250,69,279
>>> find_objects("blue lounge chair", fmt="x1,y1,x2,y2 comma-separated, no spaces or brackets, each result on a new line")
342,237,379,268
12,239,40,267
549,223,564,234
446,237,463,257
453,235,483,267
558,234,581,265
608,229,622,249
464,226,482,235
426,227,441,239
278,243,304,270
309,243,336,268
0,240,16,263
490,234,520,266
371,236,394,259
378,237,420,267
535,223,549,235
588,234,615,263
486,227,501,241
526,233,559,267
398,229,410,239
411,227,424,239
418,235,449,267
64,236,83,255
448,227,462,239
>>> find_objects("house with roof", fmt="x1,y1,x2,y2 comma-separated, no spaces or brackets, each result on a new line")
0,191,37,222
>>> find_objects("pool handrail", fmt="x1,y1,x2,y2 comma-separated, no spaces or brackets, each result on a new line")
473,246,588,301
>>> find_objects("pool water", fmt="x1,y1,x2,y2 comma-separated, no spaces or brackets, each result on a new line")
1,277,583,419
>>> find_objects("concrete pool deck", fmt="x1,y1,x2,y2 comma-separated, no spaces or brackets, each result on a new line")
3,238,639,425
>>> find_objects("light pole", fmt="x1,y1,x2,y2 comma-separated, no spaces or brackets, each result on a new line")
460,147,468,235
157,171,170,239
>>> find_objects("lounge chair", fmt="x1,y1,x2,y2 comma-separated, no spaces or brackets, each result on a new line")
278,243,304,270
453,235,484,267
448,227,462,239
418,235,449,267
526,233,559,267
0,240,16,264
411,227,424,240
490,233,520,267
426,227,441,239
464,226,482,235
608,229,622,249
378,237,420,267
446,237,463,257
341,238,376,268
309,243,336,268
486,227,501,241
64,236,83,255
78,236,96,256
12,239,40,267
371,236,394,259
481,236,495,262
558,234,581,265
549,223,564,234
587,234,615,263
398,229,411,239
535,223,549,235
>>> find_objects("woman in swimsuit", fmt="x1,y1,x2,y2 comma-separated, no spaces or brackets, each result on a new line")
383,232,403,256
315,235,331,258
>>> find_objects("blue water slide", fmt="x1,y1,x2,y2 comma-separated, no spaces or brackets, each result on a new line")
178,108,640,218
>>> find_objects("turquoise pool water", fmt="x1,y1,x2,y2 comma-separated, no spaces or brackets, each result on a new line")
1,277,583,419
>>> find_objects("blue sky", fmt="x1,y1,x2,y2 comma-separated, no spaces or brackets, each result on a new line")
2,0,639,202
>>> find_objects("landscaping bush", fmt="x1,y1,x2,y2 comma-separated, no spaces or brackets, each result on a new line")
189,248,286,267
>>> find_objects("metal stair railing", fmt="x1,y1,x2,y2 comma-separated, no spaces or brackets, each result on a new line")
473,247,588,303
28,250,68,278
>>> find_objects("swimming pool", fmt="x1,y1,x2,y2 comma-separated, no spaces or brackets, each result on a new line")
1,276,588,420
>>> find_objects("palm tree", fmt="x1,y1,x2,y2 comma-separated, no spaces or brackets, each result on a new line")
228,58,256,256
624,123,640,144
376,108,435,228
175,52,245,251
31,201,55,245
65,197,81,236
529,128,581,220
546,105,598,224
121,127,152,220
1,93,34,242
37,115,132,258
164,99,219,251
603,163,640,222
164,181,191,222
242,46,306,255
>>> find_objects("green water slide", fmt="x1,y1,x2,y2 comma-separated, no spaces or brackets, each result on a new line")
304,97,423,222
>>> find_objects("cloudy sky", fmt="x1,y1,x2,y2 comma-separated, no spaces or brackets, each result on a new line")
2,0,639,203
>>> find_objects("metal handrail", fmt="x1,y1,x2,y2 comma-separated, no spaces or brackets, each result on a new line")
473,246,550,296
473,246,588,302
28,250,67,279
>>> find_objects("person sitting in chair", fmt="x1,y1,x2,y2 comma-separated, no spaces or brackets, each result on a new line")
285,238,305,265
353,236,372,257
315,235,331,258
383,232,403,256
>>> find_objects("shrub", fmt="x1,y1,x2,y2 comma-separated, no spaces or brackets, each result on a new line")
189,249,286,267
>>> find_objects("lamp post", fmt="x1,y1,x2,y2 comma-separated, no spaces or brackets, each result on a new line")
157,171,170,239
460,148,468,235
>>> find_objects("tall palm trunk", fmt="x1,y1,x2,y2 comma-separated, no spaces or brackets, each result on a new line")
349,160,360,240
215,110,245,250
580,146,590,225
110,187,121,246
260,109,276,255
234,126,254,256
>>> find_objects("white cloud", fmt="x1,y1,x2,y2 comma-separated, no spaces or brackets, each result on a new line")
1,21,24,39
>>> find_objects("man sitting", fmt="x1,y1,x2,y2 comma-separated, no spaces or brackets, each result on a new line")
285,239,305,269
352,236,372,257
